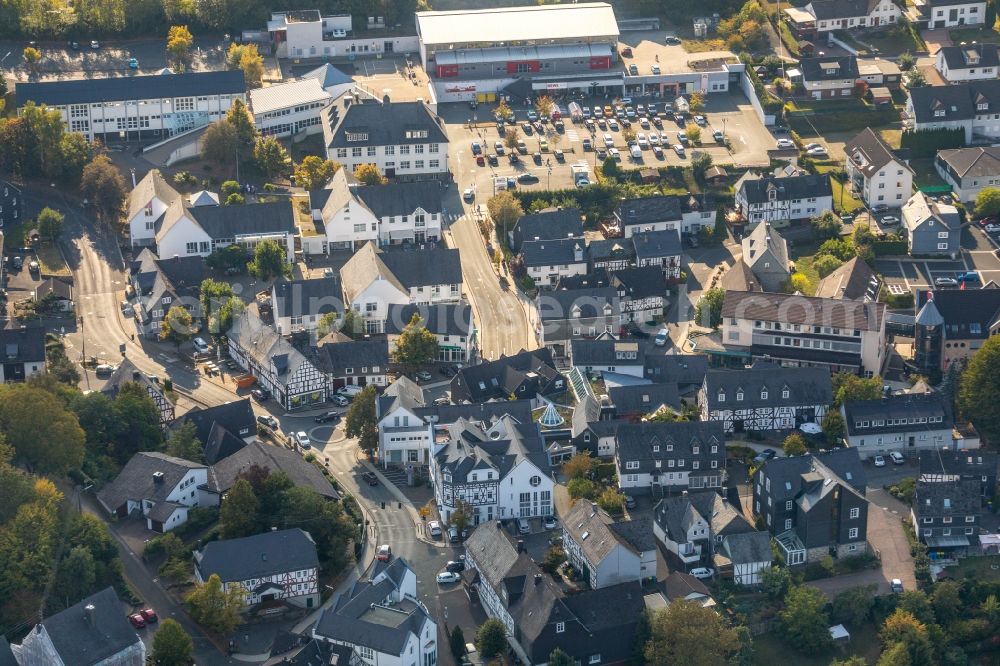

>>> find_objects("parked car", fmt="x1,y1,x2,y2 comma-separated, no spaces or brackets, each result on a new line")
625,495,637,510
871,204,889,214
494,141,504,155
544,516,557,530
376,544,392,562
314,411,341,424
27,260,39,274
873,454,886,467
889,451,905,465
957,271,980,283
330,395,350,406
471,142,482,155
891,578,904,593
128,613,146,629
362,471,379,486
446,559,466,573
90,40,100,49
463,188,475,202
428,520,442,537
880,215,900,226
436,571,461,585
934,277,958,287
256,415,279,429
415,370,433,381
517,518,530,534
139,608,158,623
985,223,1000,233
293,431,311,449
665,35,681,45
689,567,714,579
448,526,460,542
192,337,210,354
694,115,707,126
713,129,725,142
95,363,115,377
337,385,363,397
251,387,270,402
776,138,795,149
754,449,777,463
517,172,539,184
654,328,669,347
652,145,664,159
582,137,593,151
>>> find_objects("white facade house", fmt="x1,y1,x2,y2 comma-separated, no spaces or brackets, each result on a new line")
521,238,588,287
385,303,476,363
270,277,341,335
561,501,654,589
249,78,332,138
935,43,999,82
907,80,1000,143
842,394,954,459
377,377,433,467
845,127,914,208
926,0,987,29
323,98,450,182
935,146,1000,203
0,326,47,383
784,0,901,36
194,529,321,609
127,169,181,248
266,10,419,60
16,70,246,143
734,172,833,228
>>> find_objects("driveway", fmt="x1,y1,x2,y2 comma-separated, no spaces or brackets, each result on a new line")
922,29,952,54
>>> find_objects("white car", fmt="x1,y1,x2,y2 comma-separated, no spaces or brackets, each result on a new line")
192,337,210,354
463,188,474,202
689,567,714,579
985,223,1000,233
804,142,823,151
648,133,660,146
608,147,621,160
776,138,795,149
608,119,620,131
651,64,661,74
889,451,905,465
544,516,557,530
294,431,311,449
806,146,828,157
428,521,442,537
935,277,958,287
603,133,614,147
673,143,685,157
873,454,886,467
636,133,649,148
436,571,460,585
881,215,900,226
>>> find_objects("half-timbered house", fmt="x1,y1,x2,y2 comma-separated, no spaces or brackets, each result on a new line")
615,421,727,496
102,357,175,424
700,362,833,433
194,528,320,609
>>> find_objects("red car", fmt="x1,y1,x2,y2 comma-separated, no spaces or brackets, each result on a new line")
140,608,158,623
475,154,485,166
128,613,146,629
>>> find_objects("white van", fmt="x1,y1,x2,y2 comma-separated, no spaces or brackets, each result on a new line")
629,144,642,160
337,385,363,397
517,518,530,534
654,328,669,347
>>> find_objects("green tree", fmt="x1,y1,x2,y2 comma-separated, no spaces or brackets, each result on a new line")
392,313,439,370
166,421,203,463
282,487,354,569
220,180,241,199
206,244,247,272
152,618,194,666
880,609,935,666
232,43,264,88
111,382,164,462
253,136,290,178
814,254,843,278
907,69,927,88
685,125,701,145
185,573,245,635
486,190,523,242
779,586,832,655
959,336,1000,442
931,580,962,625
0,384,85,474
450,499,474,534
224,192,245,206
562,451,594,479
225,98,258,157
811,210,842,240
688,92,705,114
691,152,713,182
602,156,621,179
316,311,340,339
822,410,846,446
159,305,195,351
47,344,81,385
541,545,567,574
59,132,94,183
53,545,97,605
832,658,868,666
831,584,876,625
20,101,66,178
23,46,41,68
199,277,240,335
475,618,508,660
898,52,916,71
782,432,808,456
201,120,238,165
450,626,466,660
535,95,555,119
36,207,64,242
939,361,961,413
597,487,625,514
340,309,364,339
345,385,378,455
354,163,387,186
220,478,258,539
549,648,574,666
247,239,289,281
833,372,883,407
976,187,1000,217
877,642,912,666
294,155,341,190
645,599,740,666
981,594,1000,622
80,155,127,225
166,25,194,66
695,287,725,329
761,565,793,600
567,477,596,499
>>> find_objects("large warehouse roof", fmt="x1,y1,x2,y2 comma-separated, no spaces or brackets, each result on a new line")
249,78,331,115
416,3,619,46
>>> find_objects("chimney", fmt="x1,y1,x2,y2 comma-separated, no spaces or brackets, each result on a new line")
84,603,96,627
590,502,598,515
152,471,165,484
496,521,502,529
382,93,391,105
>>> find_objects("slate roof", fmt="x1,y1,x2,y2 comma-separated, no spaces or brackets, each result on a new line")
615,421,726,475
413,400,536,426
315,578,431,655
846,127,911,177
643,354,709,389
371,556,413,589
741,222,789,271
128,170,180,223
720,259,761,292
631,229,682,259
556,269,612,290
0,325,46,363
301,63,354,89
450,348,563,402
937,146,1000,180
720,530,774,565
162,200,296,240
97,452,204,513
434,415,551,481
228,304,318,382
352,180,444,219
208,440,340,500
570,339,645,367
654,490,753,544
31,587,140,666
196,528,319,582
738,173,832,205
0,638,15,666
563,501,650,568
703,362,833,411
520,238,586,268
917,288,1000,338
33,277,72,301
814,256,882,302
510,207,584,248
608,382,682,416
377,376,425,416
909,79,1000,124
843,393,951,436
661,572,711,601
615,195,682,225
608,518,657,553
130,250,205,322
538,287,619,322
612,265,668,301
587,239,634,264
721,290,886,331
384,303,472,337
341,243,462,302
272,277,341,320
807,0,882,20
101,357,173,422
799,55,860,81
757,448,867,499
325,99,448,149
918,449,998,478
913,477,982,519
318,338,390,374
16,70,246,106
177,399,256,450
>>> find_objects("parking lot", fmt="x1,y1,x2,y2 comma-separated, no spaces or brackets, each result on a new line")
877,226,1000,294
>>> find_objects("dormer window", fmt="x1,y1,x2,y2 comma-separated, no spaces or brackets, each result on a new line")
736,391,743,401
718,391,725,403
978,102,989,111
934,109,945,117
405,129,429,139
782,389,789,399
761,390,768,400
345,131,368,142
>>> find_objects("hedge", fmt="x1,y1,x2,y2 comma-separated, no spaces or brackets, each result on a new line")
900,127,966,158
873,239,909,256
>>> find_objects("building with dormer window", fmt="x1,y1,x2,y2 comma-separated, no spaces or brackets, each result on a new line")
845,127,914,208
907,79,1000,142
734,172,833,229
537,287,621,360
784,0,901,39
936,43,999,82
795,56,861,100
841,393,954,459
614,421,727,495
901,191,961,256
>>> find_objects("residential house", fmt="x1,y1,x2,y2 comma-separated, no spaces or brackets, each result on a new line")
0,325,46,383
784,0,901,38
902,191,961,256
653,490,773,584
228,304,328,411
96,452,213,532
1,180,22,228
906,79,1000,143
248,77,332,138
720,259,762,293
15,70,246,143
607,383,682,421
935,146,1000,202
194,529,321,609
913,288,1000,372
701,362,833,433
450,348,565,403
271,276,341,336
10,587,145,666
269,639,359,666
911,478,982,554
631,229,682,279
720,290,887,375
370,556,419,601
661,572,714,606
430,414,554,525
538,287,621,360
317,337,390,390
796,56,861,100
734,172,833,228
611,266,668,322
209,440,341,501
588,240,634,272
571,339,645,378
128,249,205,338
615,421,727,495
643,354,710,394
561,501,656,588
311,168,444,252
521,238,588,287
322,97,450,181
313,560,437,666
570,396,625,458
508,207,583,251
814,256,882,301
936,43,999,82
556,271,611,291
845,127,914,208
753,448,869,564
614,195,683,238
126,170,180,248
919,449,998,502
463,523,645,666
857,57,902,88
740,222,791,292
174,398,257,463
385,303,475,363
841,393,954,459
924,0,988,29
33,278,74,311
101,358,176,425
340,242,462,333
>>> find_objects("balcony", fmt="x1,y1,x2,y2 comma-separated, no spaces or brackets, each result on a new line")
677,542,702,564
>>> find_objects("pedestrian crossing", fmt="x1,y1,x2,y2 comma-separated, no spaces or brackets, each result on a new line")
565,129,581,143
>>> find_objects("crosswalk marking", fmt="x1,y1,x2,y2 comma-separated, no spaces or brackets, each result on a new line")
565,129,581,143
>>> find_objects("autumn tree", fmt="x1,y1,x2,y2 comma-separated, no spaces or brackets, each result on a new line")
36,206,64,242
354,163,387,186
80,155,127,225
253,136,290,178
450,499,474,534
685,125,701,145
832,372,883,407
779,586,832,654
783,432,808,456
0,384,85,474
294,155,341,190
562,451,594,479
345,385,379,455
880,609,935,666
247,239,289,281
227,42,264,88
185,573,245,635
166,25,194,66
535,95,555,119
160,305,195,350
201,120,238,165
487,190,523,243
688,92,705,114
392,313,439,370
504,125,521,152
645,600,740,666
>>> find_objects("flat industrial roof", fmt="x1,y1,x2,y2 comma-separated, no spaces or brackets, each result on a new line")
416,3,619,47
249,78,332,115
435,43,612,66
16,70,246,106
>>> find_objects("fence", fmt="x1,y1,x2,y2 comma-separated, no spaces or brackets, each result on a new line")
740,72,775,127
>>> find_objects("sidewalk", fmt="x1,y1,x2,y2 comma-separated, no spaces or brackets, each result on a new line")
362,458,442,547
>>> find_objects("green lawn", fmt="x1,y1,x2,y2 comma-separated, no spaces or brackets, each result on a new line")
909,157,948,190
753,622,881,665
35,243,71,277
949,26,1000,44
950,555,1000,580
814,165,864,213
